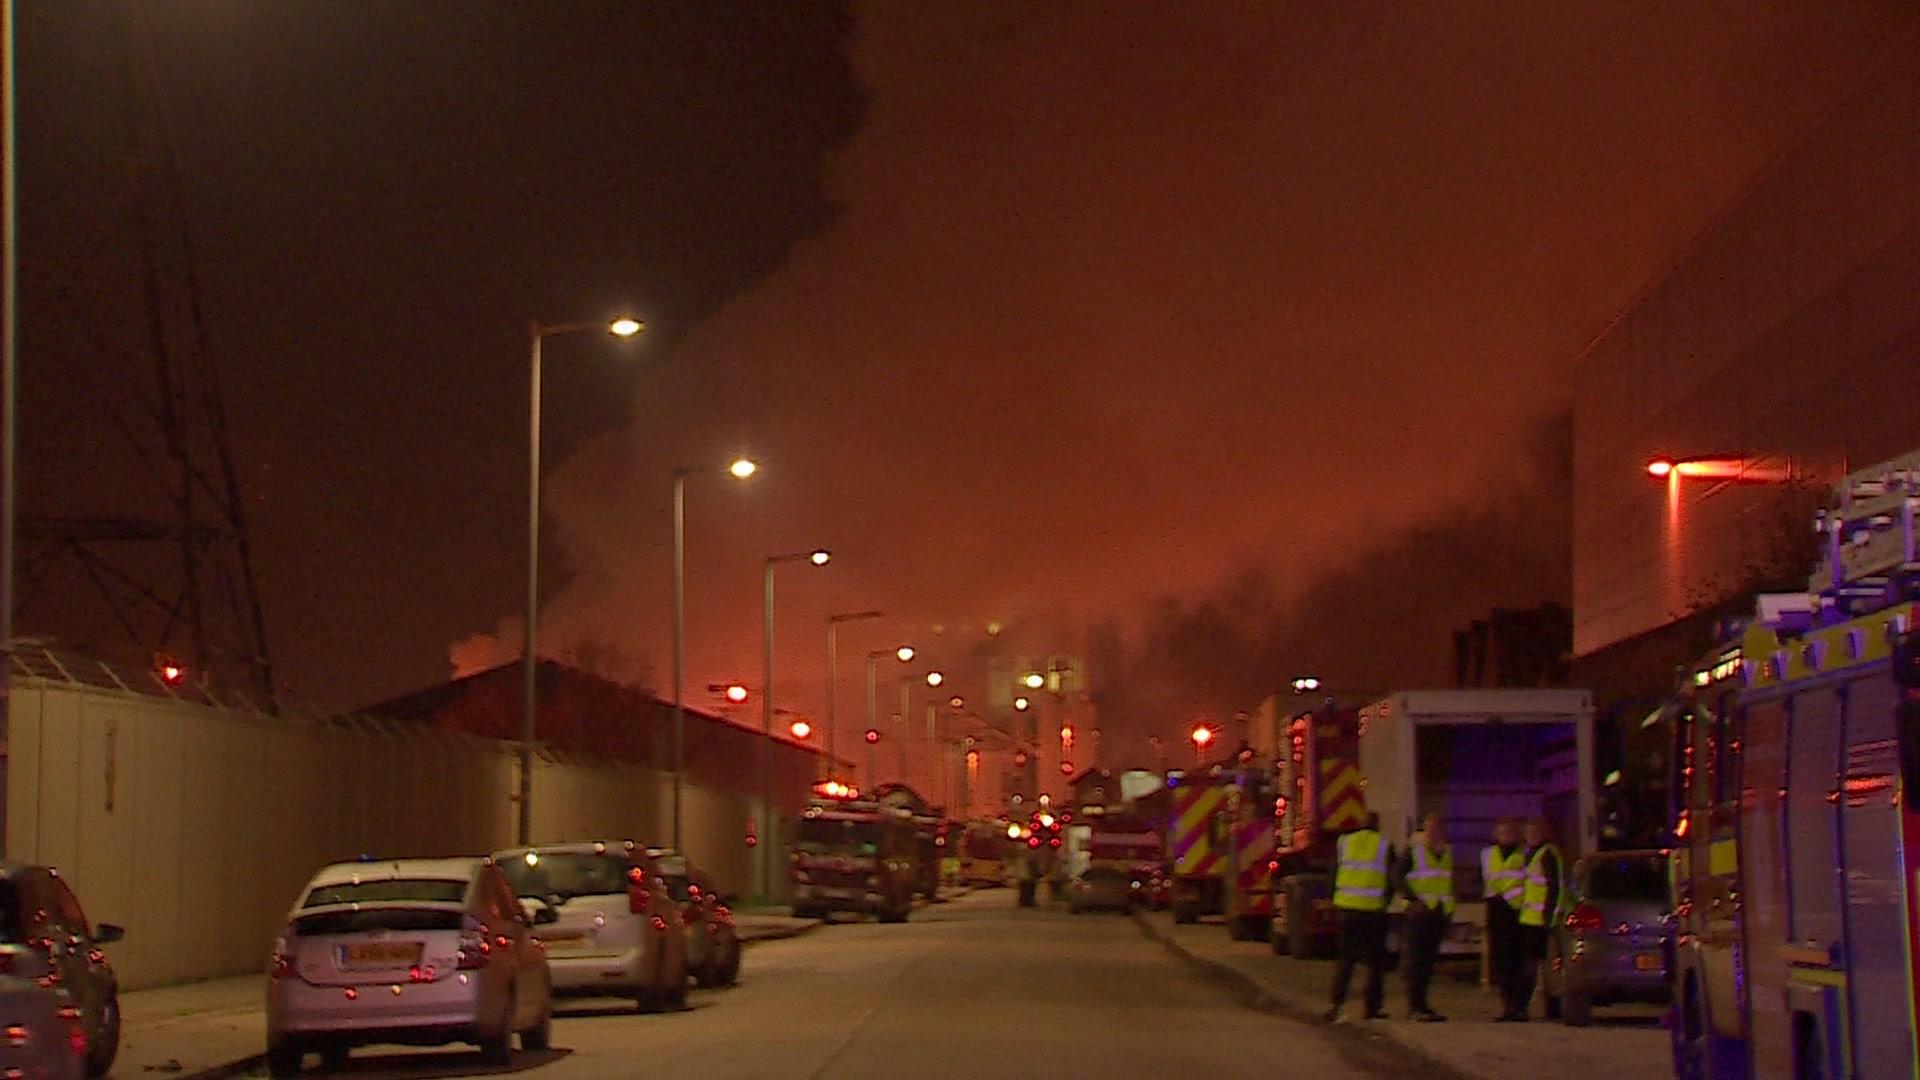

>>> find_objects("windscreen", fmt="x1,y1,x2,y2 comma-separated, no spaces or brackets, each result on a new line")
303,879,466,907
500,853,633,902
1583,857,1667,902
798,817,881,855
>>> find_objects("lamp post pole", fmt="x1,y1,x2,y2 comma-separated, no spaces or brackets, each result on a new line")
824,611,882,782
758,550,830,900
522,317,642,847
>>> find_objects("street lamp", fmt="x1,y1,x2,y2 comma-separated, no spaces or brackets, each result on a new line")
826,611,884,781
1023,672,1045,690
1290,676,1322,694
925,670,944,687
762,548,831,897
865,645,914,790
522,315,643,846
1013,696,1030,711
672,457,758,851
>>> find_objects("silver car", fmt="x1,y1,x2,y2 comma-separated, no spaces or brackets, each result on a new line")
0,863,124,1078
0,945,89,1080
1546,849,1672,1025
649,850,739,989
495,842,690,1011
266,857,554,1077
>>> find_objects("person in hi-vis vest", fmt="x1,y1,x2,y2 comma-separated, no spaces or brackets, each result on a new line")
1480,816,1526,1014
1504,815,1567,1022
1395,812,1454,1022
1324,812,1392,1023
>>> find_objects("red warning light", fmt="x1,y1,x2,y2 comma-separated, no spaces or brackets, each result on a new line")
864,728,880,745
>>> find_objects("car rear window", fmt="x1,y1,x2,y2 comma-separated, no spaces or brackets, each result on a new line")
501,853,633,902
303,879,468,908
292,908,465,936
1584,857,1667,901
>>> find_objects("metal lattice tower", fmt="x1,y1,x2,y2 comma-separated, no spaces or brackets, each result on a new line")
15,5,271,703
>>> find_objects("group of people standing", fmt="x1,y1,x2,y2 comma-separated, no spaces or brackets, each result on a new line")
1324,811,1566,1023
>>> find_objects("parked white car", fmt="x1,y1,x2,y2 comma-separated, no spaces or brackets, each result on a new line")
266,857,553,1077
494,842,689,1011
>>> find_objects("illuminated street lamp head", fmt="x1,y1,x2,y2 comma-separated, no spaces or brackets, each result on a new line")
1014,696,1030,711
1646,458,1675,478
789,719,812,740
1023,673,1046,690
895,645,915,663
809,549,831,566
949,695,965,709
925,671,944,687
1290,676,1322,693
608,317,643,338
725,684,749,704
728,458,758,479
1190,724,1214,747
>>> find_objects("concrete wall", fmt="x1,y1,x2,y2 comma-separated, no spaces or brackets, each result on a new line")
5,679,771,991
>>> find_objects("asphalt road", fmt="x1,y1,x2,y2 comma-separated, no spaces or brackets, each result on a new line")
237,889,1436,1080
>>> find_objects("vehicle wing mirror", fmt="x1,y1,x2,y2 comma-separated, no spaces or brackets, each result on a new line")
519,898,557,926
92,923,125,944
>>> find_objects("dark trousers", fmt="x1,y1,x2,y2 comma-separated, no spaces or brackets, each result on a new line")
1329,908,1388,1013
1486,900,1521,999
1403,908,1448,1012
1510,924,1549,1017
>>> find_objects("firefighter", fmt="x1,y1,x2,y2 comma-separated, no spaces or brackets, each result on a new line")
1324,811,1391,1023
1397,811,1453,1022
1481,816,1526,1016
1507,815,1566,1022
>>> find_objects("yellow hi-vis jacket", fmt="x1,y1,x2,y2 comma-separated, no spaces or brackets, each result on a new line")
1520,842,1567,927
1405,834,1455,915
1480,844,1525,908
1333,828,1389,912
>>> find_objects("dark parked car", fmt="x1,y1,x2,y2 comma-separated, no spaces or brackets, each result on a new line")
0,863,124,1078
1545,849,1671,1025
1067,866,1136,914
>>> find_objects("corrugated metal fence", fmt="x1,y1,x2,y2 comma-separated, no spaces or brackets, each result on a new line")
4,650,770,990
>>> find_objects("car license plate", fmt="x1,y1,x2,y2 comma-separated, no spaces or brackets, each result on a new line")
340,941,421,968
1634,953,1661,972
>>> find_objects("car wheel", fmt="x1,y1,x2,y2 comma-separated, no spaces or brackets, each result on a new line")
85,995,120,1078
265,1045,303,1079
719,941,740,987
479,988,514,1066
1563,990,1593,1027
521,1006,552,1052
319,1042,350,1071
665,958,688,1009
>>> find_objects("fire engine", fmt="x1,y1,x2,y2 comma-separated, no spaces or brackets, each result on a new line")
790,782,918,923
1665,451,1920,1080
871,782,946,900
1268,705,1366,957
1167,752,1277,940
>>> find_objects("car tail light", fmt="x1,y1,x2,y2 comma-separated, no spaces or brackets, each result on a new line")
6,1024,27,1048
66,1022,86,1058
650,916,668,933
269,936,295,980
1566,902,1606,933
456,916,492,969
628,866,651,914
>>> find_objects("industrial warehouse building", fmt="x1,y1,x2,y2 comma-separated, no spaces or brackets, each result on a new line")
1573,32,1920,704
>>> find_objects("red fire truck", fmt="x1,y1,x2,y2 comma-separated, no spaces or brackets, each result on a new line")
1268,705,1366,957
1168,754,1277,940
790,783,918,923
1666,452,1920,1080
